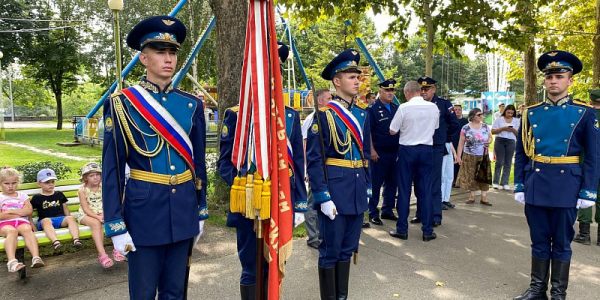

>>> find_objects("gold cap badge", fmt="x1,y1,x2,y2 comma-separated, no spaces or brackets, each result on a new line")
163,20,175,26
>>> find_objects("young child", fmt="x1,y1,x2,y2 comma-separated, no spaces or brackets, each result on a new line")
0,167,44,272
30,169,82,251
77,162,124,268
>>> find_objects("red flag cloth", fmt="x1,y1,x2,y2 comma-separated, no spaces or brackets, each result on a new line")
265,0,293,299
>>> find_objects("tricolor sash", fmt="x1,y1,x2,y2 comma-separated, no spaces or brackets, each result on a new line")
287,138,294,173
121,85,195,170
325,101,364,150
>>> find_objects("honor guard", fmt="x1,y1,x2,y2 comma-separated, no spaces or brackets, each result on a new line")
217,42,307,299
513,51,598,300
411,76,459,227
366,79,399,225
101,16,208,299
306,49,372,300
573,89,600,246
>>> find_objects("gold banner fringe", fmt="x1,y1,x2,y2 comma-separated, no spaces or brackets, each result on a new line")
253,173,263,209
245,174,255,219
239,176,247,215
230,177,241,213
260,179,271,220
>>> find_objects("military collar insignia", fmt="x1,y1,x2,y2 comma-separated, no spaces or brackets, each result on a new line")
333,95,352,108
139,77,174,94
163,20,175,26
548,52,558,57
545,95,570,106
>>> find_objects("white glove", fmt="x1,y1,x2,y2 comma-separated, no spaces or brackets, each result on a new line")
193,220,205,247
576,199,595,209
294,212,306,227
111,232,136,255
514,192,525,205
320,201,337,220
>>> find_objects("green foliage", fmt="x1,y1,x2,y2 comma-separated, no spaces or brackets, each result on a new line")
63,82,105,117
14,161,72,183
0,0,32,64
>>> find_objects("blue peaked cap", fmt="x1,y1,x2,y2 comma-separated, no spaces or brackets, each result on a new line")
417,76,437,87
126,16,187,51
537,50,582,75
321,49,361,80
378,78,397,89
278,41,289,62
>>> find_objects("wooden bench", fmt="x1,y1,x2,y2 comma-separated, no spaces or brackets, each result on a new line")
0,179,92,281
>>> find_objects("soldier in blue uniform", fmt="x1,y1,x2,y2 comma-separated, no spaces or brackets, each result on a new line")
101,16,208,299
217,42,307,300
366,79,399,225
411,76,459,227
513,51,598,300
306,49,372,300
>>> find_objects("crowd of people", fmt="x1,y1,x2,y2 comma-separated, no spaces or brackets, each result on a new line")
0,163,124,272
1,12,598,300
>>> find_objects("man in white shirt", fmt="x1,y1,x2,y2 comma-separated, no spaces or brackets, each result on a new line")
389,80,440,242
301,89,332,249
494,102,505,119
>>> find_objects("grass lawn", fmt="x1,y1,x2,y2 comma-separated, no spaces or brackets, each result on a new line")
3,128,102,159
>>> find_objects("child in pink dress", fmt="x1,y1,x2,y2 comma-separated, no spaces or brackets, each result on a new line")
0,167,45,272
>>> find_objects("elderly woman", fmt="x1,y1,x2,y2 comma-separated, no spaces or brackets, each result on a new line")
491,104,520,190
456,108,493,206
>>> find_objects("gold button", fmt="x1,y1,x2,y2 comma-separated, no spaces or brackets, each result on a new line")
535,168,540,172
562,105,566,109
560,170,565,173
564,139,568,143
561,155,565,157
536,139,540,142
171,189,176,193
533,124,537,128
162,97,167,101
188,103,193,108
170,165,175,170
537,154,542,156
288,113,292,117
530,112,534,115
356,174,359,177
361,113,364,116
579,109,583,113
571,123,574,127
544,107,549,110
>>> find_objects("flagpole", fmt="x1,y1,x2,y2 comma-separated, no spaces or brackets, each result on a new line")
255,219,265,300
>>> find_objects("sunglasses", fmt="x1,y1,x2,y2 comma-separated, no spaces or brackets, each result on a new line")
476,113,483,116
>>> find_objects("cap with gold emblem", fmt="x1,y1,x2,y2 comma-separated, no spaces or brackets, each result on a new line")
378,78,397,90
417,76,437,87
126,15,187,51
321,49,362,80
537,50,582,75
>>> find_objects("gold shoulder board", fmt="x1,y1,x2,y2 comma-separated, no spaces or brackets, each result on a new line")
573,100,593,108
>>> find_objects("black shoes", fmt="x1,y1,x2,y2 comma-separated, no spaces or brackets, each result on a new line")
362,222,371,228
442,202,455,209
389,231,408,240
422,233,437,242
513,256,550,300
573,222,591,245
369,217,383,226
307,240,320,250
240,284,256,300
381,214,398,221
318,266,336,300
441,205,449,210
410,217,421,224
550,260,570,300
433,222,441,227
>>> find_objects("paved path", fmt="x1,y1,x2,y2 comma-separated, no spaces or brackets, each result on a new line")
2,121,57,129
2,189,599,299
0,141,89,161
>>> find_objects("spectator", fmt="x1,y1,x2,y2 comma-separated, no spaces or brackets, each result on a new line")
452,105,468,187
494,103,505,119
301,88,332,248
516,104,524,119
366,92,377,105
31,169,82,251
491,104,520,190
0,167,44,272
456,108,493,206
77,163,125,268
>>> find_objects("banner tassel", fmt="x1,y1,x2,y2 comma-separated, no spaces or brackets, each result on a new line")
239,176,247,215
230,176,241,213
253,173,263,209
246,173,256,219
260,178,271,220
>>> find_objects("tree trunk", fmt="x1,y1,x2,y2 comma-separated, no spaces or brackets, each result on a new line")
189,0,198,82
55,91,63,130
209,0,247,150
423,1,434,77
593,0,600,88
523,37,537,106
